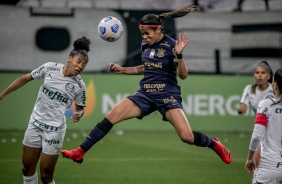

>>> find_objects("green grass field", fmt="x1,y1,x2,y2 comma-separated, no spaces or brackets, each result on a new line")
0,129,253,184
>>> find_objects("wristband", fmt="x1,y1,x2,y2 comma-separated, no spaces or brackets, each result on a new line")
176,54,183,59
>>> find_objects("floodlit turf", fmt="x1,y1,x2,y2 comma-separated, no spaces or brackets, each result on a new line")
0,130,253,184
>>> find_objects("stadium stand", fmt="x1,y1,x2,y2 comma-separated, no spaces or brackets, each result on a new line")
269,0,282,11
241,0,268,11
12,0,282,12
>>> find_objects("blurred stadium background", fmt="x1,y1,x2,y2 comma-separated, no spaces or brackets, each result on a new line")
0,0,282,183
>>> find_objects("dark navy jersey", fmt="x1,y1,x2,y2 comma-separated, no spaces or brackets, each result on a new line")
139,34,180,95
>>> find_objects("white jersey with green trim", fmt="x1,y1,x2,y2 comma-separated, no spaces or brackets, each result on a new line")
30,62,86,128
240,83,274,113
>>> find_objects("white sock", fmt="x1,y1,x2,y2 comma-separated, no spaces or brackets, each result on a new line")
49,180,55,184
23,172,38,184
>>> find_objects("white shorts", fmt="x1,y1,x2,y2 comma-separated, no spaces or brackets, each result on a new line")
23,122,66,155
252,169,257,184
256,159,282,184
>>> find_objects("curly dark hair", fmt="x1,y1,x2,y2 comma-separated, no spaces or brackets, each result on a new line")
69,36,91,58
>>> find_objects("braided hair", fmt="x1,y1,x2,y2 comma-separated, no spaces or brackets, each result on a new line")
69,36,91,59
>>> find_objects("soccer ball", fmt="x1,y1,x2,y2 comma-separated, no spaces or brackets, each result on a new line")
98,16,123,42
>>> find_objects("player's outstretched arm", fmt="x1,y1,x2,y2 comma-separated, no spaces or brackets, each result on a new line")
109,63,144,75
175,33,189,80
0,73,33,100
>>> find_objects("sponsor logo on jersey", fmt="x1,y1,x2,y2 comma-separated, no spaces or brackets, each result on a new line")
47,67,60,71
33,119,58,131
44,138,60,145
163,96,178,105
275,108,282,113
144,83,165,92
144,61,162,69
160,41,171,47
81,90,86,105
32,65,44,76
42,86,69,104
262,107,268,115
277,162,282,168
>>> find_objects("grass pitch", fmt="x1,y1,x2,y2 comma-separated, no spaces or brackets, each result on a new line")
0,129,252,184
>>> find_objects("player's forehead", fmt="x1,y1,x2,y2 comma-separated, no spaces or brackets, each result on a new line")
254,66,268,73
139,27,155,34
72,53,88,62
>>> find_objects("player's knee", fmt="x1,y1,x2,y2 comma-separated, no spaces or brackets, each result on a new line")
22,165,34,176
40,169,54,184
179,133,194,144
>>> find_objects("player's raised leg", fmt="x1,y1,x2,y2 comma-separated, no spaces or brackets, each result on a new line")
61,98,142,163
166,108,232,164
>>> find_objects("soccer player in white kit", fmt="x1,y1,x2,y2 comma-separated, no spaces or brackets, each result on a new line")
237,61,274,184
0,36,91,184
245,68,282,184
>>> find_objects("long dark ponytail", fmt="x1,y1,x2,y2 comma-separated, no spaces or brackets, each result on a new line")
139,5,199,26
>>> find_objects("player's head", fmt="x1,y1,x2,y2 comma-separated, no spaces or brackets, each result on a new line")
273,68,282,97
67,36,91,76
139,5,199,45
254,61,273,84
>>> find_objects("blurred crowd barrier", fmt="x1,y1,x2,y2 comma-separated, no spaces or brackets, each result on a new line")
16,0,282,12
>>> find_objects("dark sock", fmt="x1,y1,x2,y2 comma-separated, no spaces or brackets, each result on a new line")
80,118,113,152
192,131,214,148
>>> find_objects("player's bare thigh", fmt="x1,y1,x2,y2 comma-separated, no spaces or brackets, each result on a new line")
165,108,194,143
105,98,141,124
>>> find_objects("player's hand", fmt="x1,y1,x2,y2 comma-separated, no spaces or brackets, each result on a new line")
109,63,123,74
71,109,84,122
237,103,247,114
245,159,256,174
175,33,189,55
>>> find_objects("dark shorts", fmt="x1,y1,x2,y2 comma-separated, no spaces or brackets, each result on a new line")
126,90,183,121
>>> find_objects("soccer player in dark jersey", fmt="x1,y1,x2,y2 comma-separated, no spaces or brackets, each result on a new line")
61,5,232,165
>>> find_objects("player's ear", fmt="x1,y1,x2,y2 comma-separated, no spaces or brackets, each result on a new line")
67,56,72,63
157,26,161,33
